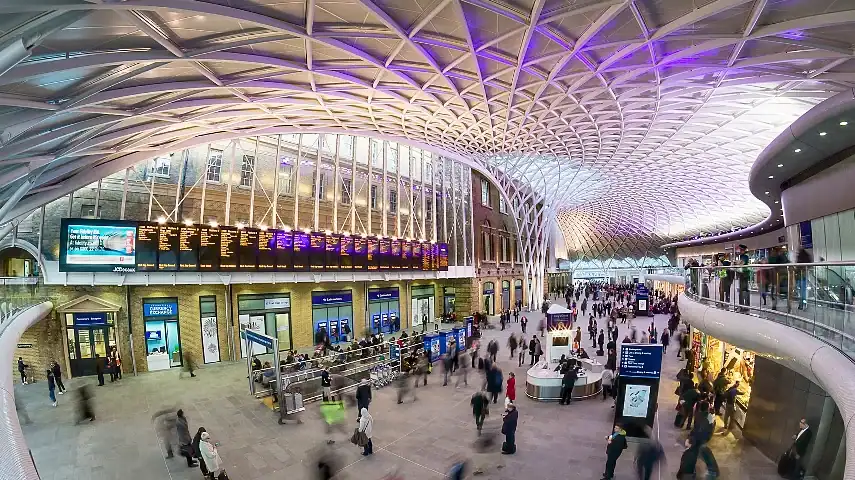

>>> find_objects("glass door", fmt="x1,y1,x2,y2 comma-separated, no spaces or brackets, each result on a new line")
70,327,111,377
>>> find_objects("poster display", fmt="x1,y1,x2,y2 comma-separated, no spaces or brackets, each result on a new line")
60,218,448,273
622,384,651,418
200,315,220,364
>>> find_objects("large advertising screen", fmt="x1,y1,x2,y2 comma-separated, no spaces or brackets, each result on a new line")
60,219,138,273
59,219,448,274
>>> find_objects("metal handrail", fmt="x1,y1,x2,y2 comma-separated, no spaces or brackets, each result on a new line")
686,261,855,268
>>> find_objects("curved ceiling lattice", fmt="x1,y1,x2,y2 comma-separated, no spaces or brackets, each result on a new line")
0,0,853,260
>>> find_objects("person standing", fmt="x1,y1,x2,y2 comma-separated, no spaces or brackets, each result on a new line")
356,378,372,417
712,369,728,415
95,353,105,386
520,315,527,333
198,431,223,479
500,402,518,454
486,364,503,404
111,346,122,380
597,330,605,355
601,365,615,401
601,424,628,480
470,390,489,435
560,365,578,405
46,369,57,407
358,407,374,456
518,335,526,367
506,372,516,404
18,357,28,385
787,418,812,479
660,330,670,354
321,369,332,402
528,337,537,365
176,409,198,468
513,309,519,324
534,337,543,364
51,361,67,395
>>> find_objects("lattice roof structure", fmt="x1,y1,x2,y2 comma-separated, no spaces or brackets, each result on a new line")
0,0,852,260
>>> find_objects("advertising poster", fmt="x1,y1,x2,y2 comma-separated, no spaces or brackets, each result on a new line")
200,316,220,364
622,384,651,418
239,314,265,358
64,222,137,270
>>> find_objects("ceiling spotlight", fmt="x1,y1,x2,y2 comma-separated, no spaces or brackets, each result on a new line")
184,219,194,226
208,220,218,228
765,191,770,195
841,121,849,126
236,222,245,229
777,164,784,168
820,132,827,136
768,175,774,179
794,148,801,153
774,200,779,204
259,224,268,231
156,216,167,224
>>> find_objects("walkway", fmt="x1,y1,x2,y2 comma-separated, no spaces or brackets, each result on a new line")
17,300,778,480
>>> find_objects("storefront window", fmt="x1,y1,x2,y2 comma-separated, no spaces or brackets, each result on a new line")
312,290,353,344
412,285,436,328
368,287,401,334
482,282,495,315
143,299,182,371
237,294,292,357
443,286,456,317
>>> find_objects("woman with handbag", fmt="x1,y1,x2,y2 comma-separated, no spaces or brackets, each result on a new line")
198,431,225,479
358,407,374,456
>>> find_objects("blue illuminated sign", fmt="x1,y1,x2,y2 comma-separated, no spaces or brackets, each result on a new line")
244,329,274,350
312,291,353,305
73,313,108,325
145,331,161,340
619,344,663,379
368,288,399,302
143,302,178,317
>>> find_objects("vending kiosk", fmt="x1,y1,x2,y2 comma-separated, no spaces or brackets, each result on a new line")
424,333,441,362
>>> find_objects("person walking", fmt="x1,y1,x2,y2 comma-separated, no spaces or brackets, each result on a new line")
560,365,578,405
534,337,543,364
506,372,516,405
181,351,197,378
486,364,503,404
719,381,741,435
455,350,469,387
500,402,518,454
51,361,67,395
18,357,28,385
635,430,665,480
471,390,489,435
712,369,728,415
518,335,526,367
676,437,701,479
152,408,178,459
46,369,57,407
520,315,527,333
507,334,517,361
677,382,700,430
176,409,198,468
601,365,615,401
358,407,374,456
75,385,95,423
95,353,105,386
320,396,347,444
601,424,628,480
198,431,223,479
660,330,670,354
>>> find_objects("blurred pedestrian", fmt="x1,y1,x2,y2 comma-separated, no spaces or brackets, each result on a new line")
176,409,198,468
15,387,31,425
320,396,346,444
635,428,664,480
518,335,526,367
95,353,105,386
396,371,415,404
46,369,57,407
471,389,489,434
76,385,95,423
181,351,197,378
508,333,517,360
455,352,468,388
51,361,66,394
152,407,178,458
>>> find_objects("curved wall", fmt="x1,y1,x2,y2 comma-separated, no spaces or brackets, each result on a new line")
782,154,855,227
679,295,855,480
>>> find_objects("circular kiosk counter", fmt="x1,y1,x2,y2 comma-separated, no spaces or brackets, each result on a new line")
525,358,603,401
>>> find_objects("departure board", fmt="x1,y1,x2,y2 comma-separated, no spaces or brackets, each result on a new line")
178,225,200,270
378,237,391,270
401,240,411,270
309,232,325,270
325,233,340,270
274,231,293,269
157,225,180,271
366,237,378,271
136,223,159,271
60,218,449,273
257,230,275,270
412,242,422,270
238,229,258,270
292,231,310,270
219,227,239,270
198,226,220,271
354,236,368,271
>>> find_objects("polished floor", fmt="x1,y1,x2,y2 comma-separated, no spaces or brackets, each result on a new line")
17,301,780,480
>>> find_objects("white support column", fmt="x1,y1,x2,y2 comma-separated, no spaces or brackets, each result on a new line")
451,162,458,266
367,140,373,235
94,178,102,219
333,134,340,232
173,149,185,221
395,144,402,238
407,151,414,239
350,138,356,234
420,152,426,240
249,137,259,226
120,168,129,220
272,136,281,227
442,157,448,243
431,155,437,242
313,138,322,231
37,205,45,256
293,134,303,229
225,141,237,225
146,173,155,221
382,141,388,237
468,169,475,266
200,144,210,222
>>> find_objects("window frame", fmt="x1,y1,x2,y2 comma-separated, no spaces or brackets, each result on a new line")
239,154,255,188
389,188,398,215
480,178,490,207
370,184,378,211
206,149,223,184
150,156,171,178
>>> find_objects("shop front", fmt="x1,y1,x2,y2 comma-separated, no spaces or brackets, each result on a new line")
443,287,456,317
514,279,523,307
143,299,182,371
58,295,122,377
691,328,756,429
411,285,436,329
482,282,495,315
312,290,353,344
368,287,401,334
501,280,510,311
237,294,292,357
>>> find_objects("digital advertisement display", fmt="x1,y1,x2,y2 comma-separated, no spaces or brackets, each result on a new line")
622,384,651,418
619,344,663,379
59,219,449,274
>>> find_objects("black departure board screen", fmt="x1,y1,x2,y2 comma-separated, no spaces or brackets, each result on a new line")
136,223,159,271
378,238,391,270
367,237,379,271
219,227,239,270
412,242,422,270
390,239,401,270
257,230,275,270
340,235,353,270
401,240,411,270
274,231,292,269
157,225,180,271
309,232,325,270
198,226,220,271
178,225,199,270
59,218,449,274
325,233,340,270
292,231,310,270
238,229,258,270
354,236,368,271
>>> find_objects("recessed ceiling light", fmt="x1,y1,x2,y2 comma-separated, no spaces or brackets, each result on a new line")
841,121,848,126
765,191,770,195
777,164,784,168
820,132,827,136
774,201,779,204
768,175,774,179
794,148,801,153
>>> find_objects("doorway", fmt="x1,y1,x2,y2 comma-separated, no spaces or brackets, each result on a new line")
69,326,111,377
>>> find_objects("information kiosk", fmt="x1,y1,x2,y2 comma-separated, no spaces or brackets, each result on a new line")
614,343,663,438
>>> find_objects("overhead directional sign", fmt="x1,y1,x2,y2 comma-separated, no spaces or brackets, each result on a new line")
619,344,663,379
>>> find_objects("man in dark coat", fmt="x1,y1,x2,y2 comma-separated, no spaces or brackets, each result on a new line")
486,365,503,404
501,403,518,454
601,424,627,479
559,366,578,405
355,379,372,418
712,368,729,415
677,383,700,430
95,354,106,386
470,390,489,434
788,418,812,479
175,409,198,467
